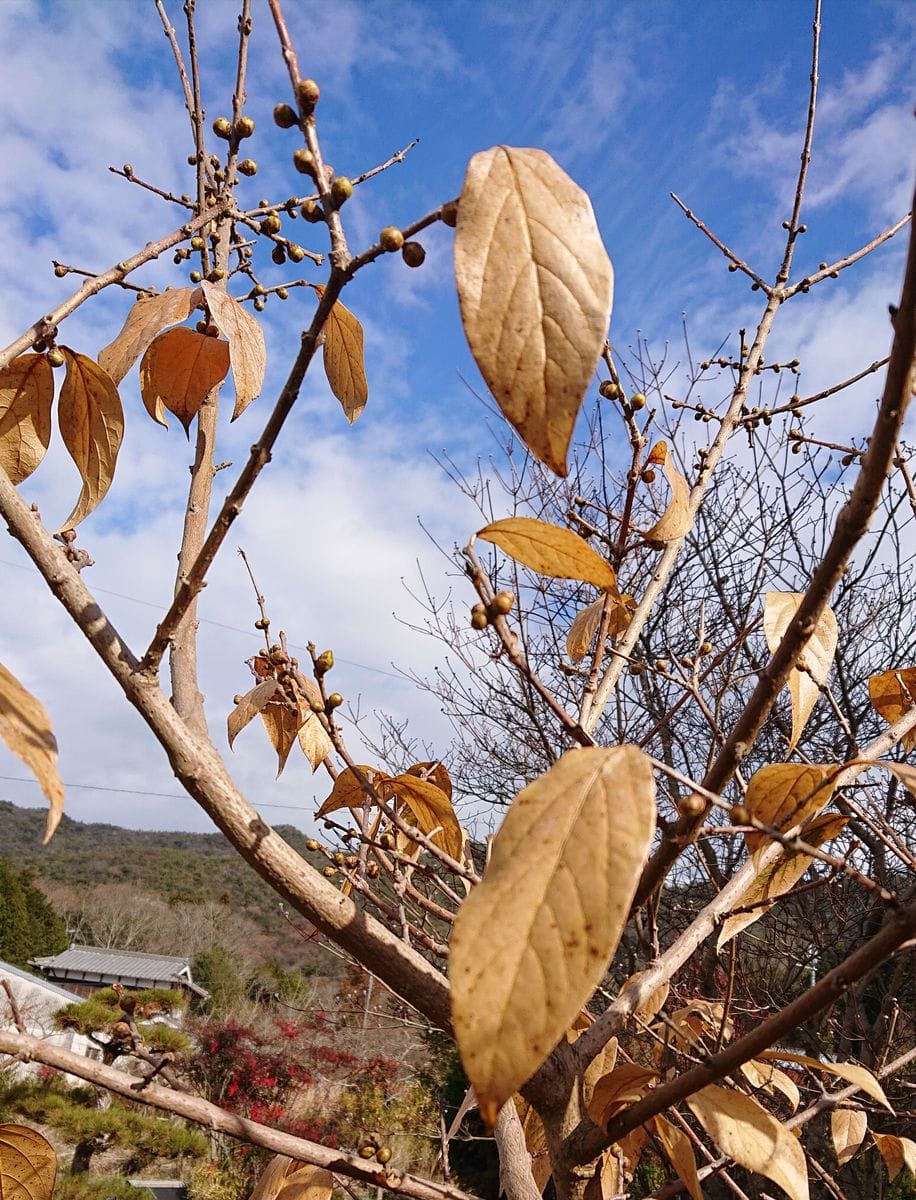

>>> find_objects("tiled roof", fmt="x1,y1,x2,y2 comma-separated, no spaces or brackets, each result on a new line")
29,944,207,996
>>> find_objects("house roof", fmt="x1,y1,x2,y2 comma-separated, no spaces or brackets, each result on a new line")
0,958,84,1004
29,944,208,998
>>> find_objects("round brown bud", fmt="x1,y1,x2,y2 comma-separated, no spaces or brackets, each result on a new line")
379,832,395,850
331,176,353,206
323,866,337,878
287,243,306,263
598,380,619,400
630,392,647,410
628,661,644,675
46,347,65,368
234,116,255,140
274,103,298,128
679,794,706,817
212,116,232,139
253,297,266,312
207,267,225,282
730,804,750,825
641,468,656,484
296,78,321,108
254,617,270,630
440,199,459,228
333,852,346,866
238,158,258,176
190,236,204,251
53,264,67,278
699,640,713,655
401,241,426,268
358,1146,375,1160
379,226,405,252
300,200,324,223
293,148,316,175
271,245,287,265
492,590,514,615
189,270,202,283
470,610,488,630
261,213,282,235
277,288,289,299
376,1148,392,1164
327,692,343,709
305,838,320,851
316,650,334,674
366,861,380,878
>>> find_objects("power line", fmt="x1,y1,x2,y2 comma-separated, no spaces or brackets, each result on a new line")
0,774,311,813
0,557,404,681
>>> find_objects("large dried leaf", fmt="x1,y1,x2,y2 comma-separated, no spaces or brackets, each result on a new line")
566,593,635,662
759,1051,891,1111
98,288,200,384
478,517,619,592
0,1124,57,1200
831,1109,867,1167
586,1064,658,1128
740,1059,800,1112
743,763,838,853
297,712,333,772
449,745,656,1125
868,667,916,752
687,1085,809,1200
57,349,123,530
0,354,53,484
317,765,390,818
323,298,368,424
276,1166,334,1200
260,699,303,778
384,773,463,859
0,662,64,844
643,441,691,545
514,1098,552,1194
199,282,266,419
405,760,453,800
140,327,230,433
872,1132,916,1182
652,1115,702,1200
763,592,838,752
227,679,279,750
454,146,613,477
717,812,848,950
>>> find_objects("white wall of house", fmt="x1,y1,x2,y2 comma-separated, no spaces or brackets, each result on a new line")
0,960,99,1081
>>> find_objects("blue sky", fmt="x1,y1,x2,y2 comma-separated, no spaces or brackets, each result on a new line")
0,0,913,835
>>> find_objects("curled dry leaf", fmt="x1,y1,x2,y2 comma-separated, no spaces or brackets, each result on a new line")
227,679,279,750
0,1123,58,1200
140,327,230,433
200,281,266,419
743,762,838,853
454,146,613,477
763,591,838,752
0,662,64,844
449,745,656,1125
651,1114,702,1200
566,592,635,662
57,349,123,531
513,1098,552,1195
740,1059,800,1112
405,760,453,800
383,773,463,859
868,666,916,752
643,441,691,546
872,1132,916,1182
831,1109,867,1167
478,517,619,592
687,1084,809,1200
586,1063,658,1128
0,354,53,484
322,296,368,424
260,698,304,778
297,711,333,772
97,287,200,384
717,812,848,950
759,1051,892,1111
317,765,390,818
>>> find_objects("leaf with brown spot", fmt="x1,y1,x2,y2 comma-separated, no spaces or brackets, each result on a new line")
831,1110,867,1167
449,745,656,1126
140,327,230,433
57,349,123,530
0,664,63,844
478,517,619,592
763,591,838,752
652,1115,702,1200
868,667,916,751
586,1064,658,1128
383,773,463,859
566,592,635,662
643,441,691,545
0,354,53,484
872,1133,916,1182
260,697,302,778
297,712,333,772
98,288,201,384
743,763,838,853
717,812,848,950
199,281,266,419
454,146,613,476
227,679,279,750
0,1123,58,1200
317,765,390,818
323,298,368,423
687,1085,809,1200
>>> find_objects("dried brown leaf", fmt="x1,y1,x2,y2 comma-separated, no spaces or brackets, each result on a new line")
57,349,123,530
872,1132,916,1182
276,1165,334,1200
478,517,619,592
740,1059,800,1112
717,812,848,950
643,441,691,545
384,773,463,859
199,281,266,419
763,592,838,752
652,1115,702,1200
0,663,63,845
227,679,279,750
405,760,453,800
97,288,200,384
831,1110,867,1167
759,1051,891,1111
620,971,669,1020
687,1085,809,1200
868,666,916,752
317,765,389,818
140,327,230,432
323,298,368,423
586,1064,658,1128
449,745,656,1125
0,1123,58,1200
297,712,333,772
454,146,613,476
0,354,53,484
743,762,838,853
513,1098,552,1194
260,698,302,778
566,593,635,662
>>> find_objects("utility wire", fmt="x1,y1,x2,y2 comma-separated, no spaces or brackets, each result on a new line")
0,774,310,813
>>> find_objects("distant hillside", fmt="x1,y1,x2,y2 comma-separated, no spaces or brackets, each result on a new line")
0,800,322,948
